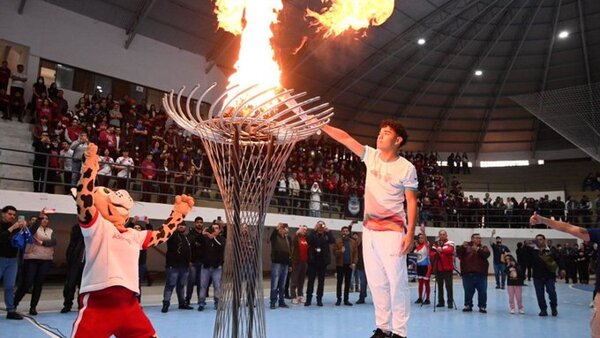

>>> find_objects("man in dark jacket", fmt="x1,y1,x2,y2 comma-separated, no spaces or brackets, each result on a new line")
530,212,600,335
61,224,85,313
304,220,335,307
32,131,51,193
334,226,358,306
269,223,292,309
185,216,204,307
0,205,26,320
490,230,510,289
524,233,559,316
198,222,225,311
161,222,192,313
456,233,491,313
355,233,368,304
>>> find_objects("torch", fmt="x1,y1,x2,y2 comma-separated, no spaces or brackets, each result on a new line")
163,83,332,338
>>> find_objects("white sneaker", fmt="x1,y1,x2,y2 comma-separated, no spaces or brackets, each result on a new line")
298,296,304,303
510,308,515,314
519,309,525,314
291,298,299,305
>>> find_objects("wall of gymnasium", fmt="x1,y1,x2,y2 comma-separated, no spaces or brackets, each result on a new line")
0,0,227,105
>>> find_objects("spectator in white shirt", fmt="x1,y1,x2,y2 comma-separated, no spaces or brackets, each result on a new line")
97,148,115,188
115,149,134,190
59,141,73,194
288,173,300,215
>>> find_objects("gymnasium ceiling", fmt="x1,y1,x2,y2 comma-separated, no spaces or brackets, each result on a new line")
38,0,600,157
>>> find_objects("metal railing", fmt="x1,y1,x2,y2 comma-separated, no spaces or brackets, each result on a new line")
0,146,350,219
1,146,598,227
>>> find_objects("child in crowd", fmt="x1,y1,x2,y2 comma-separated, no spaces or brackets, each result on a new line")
505,254,525,314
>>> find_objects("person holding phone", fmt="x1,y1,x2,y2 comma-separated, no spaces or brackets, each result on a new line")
14,209,57,315
304,220,335,307
0,205,27,320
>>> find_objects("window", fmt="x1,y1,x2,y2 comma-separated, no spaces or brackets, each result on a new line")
55,64,74,90
479,160,529,168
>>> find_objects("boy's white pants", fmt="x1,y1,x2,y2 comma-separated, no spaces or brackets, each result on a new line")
363,227,410,337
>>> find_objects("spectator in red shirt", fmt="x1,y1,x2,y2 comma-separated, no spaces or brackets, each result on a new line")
36,98,57,122
290,225,309,304
173,161,187,196
31,76,47,119
157,159,172,204
65,119,82,144
140,154,157,202
32,117,52,141
98,126,117,154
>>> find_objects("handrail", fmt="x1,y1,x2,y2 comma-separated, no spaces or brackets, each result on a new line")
1,146,597,227
0,146,350,219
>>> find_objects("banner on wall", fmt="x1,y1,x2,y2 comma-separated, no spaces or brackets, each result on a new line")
344,195,363,218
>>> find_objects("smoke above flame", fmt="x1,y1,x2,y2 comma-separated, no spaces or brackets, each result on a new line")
306,0,395,38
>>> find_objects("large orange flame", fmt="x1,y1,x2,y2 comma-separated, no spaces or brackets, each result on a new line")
306,0,394,38
214,0,283,94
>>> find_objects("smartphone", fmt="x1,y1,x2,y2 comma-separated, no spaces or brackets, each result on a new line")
18,215,25,222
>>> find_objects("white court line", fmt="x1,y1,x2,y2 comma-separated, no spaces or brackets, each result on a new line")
0,309,61,338
23,315,63,338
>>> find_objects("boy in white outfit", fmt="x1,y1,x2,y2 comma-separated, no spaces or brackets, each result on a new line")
321,119,418,338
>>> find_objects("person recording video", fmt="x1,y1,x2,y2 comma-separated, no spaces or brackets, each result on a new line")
430,230,455,309
456,233,490,313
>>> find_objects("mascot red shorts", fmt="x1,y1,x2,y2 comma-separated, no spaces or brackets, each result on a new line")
71,286,156,338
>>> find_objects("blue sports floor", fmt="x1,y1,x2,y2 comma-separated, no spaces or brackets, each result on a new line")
1,279,592,338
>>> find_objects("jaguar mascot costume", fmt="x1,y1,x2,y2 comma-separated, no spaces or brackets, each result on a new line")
71,143,194,337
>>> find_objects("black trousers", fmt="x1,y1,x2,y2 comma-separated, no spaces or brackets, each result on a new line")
63,262,84,308
306,264,326,300
336,264,353,301
435,271,454,305
32,166,47,192
14,259,52,309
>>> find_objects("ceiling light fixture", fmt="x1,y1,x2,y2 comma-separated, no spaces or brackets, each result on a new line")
474,70,483,76
417,38,426,45
558,30,569,39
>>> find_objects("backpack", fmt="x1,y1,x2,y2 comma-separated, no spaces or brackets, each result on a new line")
11,227,34,250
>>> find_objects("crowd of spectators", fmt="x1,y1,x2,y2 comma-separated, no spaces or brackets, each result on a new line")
18,83,449,220
446,152,471,174
583,173,600,191
3,71,598,230
424,192,600,229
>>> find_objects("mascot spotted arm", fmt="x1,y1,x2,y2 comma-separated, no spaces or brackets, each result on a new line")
71,143,194,338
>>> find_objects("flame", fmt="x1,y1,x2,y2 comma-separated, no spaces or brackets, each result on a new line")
306,0,394,38
214,0,283,97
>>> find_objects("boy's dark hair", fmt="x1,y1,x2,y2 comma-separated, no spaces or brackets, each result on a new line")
1,205,17,214
380,119,408,147
195,216,203,222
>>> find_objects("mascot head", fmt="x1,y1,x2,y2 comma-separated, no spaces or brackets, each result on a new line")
72,186,134,232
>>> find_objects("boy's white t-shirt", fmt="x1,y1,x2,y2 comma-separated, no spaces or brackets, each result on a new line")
115,156,134,178
79,211,152,294
361,145,418,232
